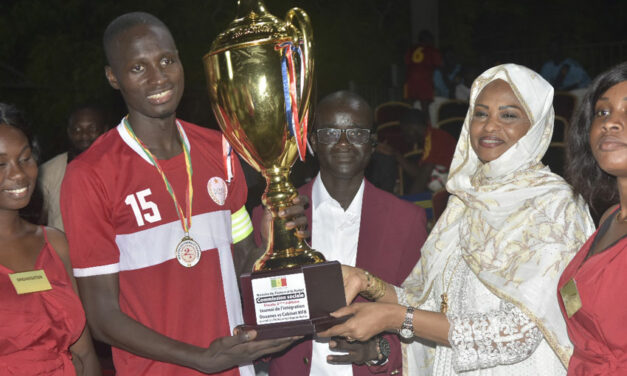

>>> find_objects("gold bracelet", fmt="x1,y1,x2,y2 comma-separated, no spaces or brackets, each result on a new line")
360,271,387,300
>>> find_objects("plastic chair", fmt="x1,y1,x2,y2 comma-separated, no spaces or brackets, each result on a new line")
374,101,411,125
553,91,577,122
541,115,569,176
436,117,465,140
552,115,569,145
376,121,408,154
542,143,565,177
436,100,468,123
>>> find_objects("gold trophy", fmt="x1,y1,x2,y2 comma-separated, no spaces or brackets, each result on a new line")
204,0,346,339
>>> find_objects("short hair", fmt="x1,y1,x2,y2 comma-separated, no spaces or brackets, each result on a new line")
68,104,108,130
566,61,627,214
399,108,427,128
103,12,170,65
314,90,373,131
0,103,38,158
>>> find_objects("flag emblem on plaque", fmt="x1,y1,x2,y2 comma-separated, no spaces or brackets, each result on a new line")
271,277,287,288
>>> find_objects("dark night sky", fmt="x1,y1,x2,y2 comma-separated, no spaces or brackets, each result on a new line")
1,0,625,159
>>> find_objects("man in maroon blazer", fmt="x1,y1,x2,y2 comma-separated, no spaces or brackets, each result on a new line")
253,91,427,375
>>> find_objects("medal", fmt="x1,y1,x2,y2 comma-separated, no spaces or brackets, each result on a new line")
176,236,202,267
125,117,200,267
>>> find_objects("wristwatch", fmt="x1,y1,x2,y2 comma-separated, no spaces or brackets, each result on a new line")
398,306,415,339
366,335,391,366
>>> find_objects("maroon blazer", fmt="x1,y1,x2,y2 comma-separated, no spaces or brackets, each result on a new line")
252,178,427,375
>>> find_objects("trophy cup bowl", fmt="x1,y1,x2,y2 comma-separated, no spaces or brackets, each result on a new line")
203,0,346,339
203,0,324,271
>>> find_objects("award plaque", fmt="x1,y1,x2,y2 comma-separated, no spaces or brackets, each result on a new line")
240,261,347,339
203,0,346,339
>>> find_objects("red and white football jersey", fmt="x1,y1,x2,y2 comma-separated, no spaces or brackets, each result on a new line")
61,119,253,376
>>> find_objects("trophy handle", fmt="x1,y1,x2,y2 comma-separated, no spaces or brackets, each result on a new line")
285,8,314,128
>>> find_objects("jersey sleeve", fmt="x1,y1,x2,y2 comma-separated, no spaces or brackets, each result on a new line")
60,160,120,277
231,206,253,244
227,153,252,243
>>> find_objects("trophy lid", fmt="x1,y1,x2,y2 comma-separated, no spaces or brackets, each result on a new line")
209,0,293,54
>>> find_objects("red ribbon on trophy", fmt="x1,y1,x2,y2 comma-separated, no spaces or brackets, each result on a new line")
275,41,308,161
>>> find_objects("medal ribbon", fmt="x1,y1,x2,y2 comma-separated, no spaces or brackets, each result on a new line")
275,41,308,161
123,117,194,235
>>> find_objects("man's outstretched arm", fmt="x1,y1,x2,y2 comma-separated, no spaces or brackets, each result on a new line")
77,273,297,374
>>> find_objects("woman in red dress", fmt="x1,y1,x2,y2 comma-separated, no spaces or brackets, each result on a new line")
559,62,627,375
0,103,101,375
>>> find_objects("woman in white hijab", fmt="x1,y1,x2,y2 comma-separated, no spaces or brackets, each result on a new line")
319,64,595,375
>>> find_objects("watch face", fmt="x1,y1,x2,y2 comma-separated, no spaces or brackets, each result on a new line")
379,337,391,357
399,328,413,339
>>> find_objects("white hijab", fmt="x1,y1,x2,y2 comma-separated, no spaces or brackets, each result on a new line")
401,64,595,367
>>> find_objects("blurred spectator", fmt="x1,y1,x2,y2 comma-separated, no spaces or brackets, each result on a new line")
404,29,442,117
454,66,478,101
39,105,107,230
377,109,456,194
433,48,462,98
540,40,591,90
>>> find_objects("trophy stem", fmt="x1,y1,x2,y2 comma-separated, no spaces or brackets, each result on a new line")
253,166,325,271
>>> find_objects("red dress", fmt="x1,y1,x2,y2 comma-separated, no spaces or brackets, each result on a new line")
558,212,627,375
0,228,85,375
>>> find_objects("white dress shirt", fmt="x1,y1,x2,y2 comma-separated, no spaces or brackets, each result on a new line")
309,173,364,376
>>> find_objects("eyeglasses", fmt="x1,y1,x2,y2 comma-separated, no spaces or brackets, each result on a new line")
315,128,372,145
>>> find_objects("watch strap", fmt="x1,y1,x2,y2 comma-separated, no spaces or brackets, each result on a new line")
399,306,415,338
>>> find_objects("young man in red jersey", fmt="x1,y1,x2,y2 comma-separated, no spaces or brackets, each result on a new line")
61,12,304,376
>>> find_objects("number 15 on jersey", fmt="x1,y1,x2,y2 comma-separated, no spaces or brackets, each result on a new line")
125,188,162,226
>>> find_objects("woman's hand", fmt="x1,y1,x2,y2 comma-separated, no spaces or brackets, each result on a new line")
317,302,405,342
341,265,368,305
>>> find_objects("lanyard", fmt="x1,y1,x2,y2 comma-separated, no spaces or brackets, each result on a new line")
123,117,194,235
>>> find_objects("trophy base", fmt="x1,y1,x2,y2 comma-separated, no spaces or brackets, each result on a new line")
240,261,346,340
254,248,326,271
